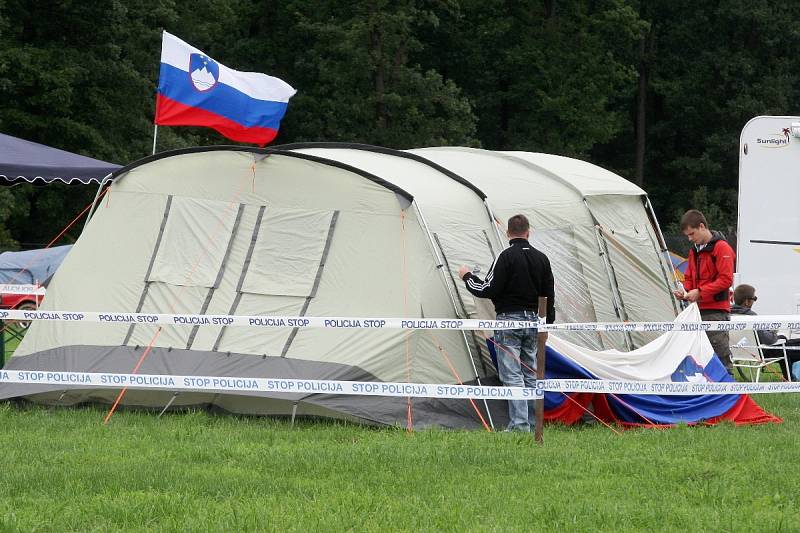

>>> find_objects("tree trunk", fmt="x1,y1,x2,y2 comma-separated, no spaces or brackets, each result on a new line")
544,0,556,19
369,2,386,130
635,24,654,187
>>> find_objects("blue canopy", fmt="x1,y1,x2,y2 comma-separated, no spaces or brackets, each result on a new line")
0,133,120,184
0,245,72,285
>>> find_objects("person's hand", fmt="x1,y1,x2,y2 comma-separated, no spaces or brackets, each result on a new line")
457,265,471,279
672,289,686,300
685,289,701,303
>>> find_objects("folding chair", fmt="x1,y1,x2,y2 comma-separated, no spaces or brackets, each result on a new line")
730,329,793,382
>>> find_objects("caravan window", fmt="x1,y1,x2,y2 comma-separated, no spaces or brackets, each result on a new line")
147,197,238,288
241,207,335,297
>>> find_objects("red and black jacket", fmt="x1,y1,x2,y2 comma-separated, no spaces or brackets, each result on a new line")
683,231,735,312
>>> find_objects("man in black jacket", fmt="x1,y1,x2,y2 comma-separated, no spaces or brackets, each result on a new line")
458,214,555,432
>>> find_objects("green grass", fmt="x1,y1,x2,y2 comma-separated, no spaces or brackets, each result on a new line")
0,324,25,367
0,393,797,532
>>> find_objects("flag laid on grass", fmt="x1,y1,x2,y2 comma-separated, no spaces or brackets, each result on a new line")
487,304,780,427
155,31,296,146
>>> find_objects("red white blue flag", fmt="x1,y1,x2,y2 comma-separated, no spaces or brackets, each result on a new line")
541,305,780,426
485,304,780,427
155,31,296,146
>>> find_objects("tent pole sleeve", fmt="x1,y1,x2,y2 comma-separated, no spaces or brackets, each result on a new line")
412,201,495,430
280,211,339,358
431,234,471,322
584,199,634,351
482,230,496,257
643,196,682,313
432,230,491,378
483,199,506,253
591,226,634,351
596,225,666,287
186,203,246,350
123,195,173,346
213,205,266,352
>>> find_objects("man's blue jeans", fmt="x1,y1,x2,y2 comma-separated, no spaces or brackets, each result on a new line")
494,310,538,432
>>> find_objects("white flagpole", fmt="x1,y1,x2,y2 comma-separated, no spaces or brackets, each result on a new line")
152,124,159,155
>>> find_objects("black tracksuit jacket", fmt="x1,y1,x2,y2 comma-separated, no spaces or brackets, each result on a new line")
461,238,556,323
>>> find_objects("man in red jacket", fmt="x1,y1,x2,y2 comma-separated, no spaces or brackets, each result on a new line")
672,209,735,373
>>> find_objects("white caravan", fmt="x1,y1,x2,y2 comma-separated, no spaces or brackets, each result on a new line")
737,116,800,316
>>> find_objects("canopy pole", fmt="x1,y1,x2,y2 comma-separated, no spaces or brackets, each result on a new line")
483,199,506,248
534,296,547,444
643,196,682,314
584,199,634,351
83,174,112,232
152,125,159,155
412,201,495,430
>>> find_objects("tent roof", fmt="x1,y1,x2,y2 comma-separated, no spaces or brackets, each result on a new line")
500,151,645,196
0,245,72,285
280,143,494,233
276,142,487,199
408,147,643,197
110,145,415,202
0,133,120,185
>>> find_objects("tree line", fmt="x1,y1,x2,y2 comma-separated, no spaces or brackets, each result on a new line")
1,0,798,250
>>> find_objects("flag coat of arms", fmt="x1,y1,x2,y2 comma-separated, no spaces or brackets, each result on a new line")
155,31,296,145
536,304,780,426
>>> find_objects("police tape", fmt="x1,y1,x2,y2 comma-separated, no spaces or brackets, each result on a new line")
0,369,542,400
539,378,800,395
1,369,799,398
0,284,46,296
0,310,527,330
2,308,800,332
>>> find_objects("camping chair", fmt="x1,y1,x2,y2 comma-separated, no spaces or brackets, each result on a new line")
729,329,793,382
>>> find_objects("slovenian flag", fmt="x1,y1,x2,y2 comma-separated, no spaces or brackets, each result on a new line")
494,304,780,427
155,31,296,146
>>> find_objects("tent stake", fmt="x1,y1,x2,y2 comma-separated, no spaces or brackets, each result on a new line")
158,392,179,418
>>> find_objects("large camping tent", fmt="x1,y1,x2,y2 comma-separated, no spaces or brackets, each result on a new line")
0,133,120,184
285,144,680,350
2,144,760,429
406,147,680,350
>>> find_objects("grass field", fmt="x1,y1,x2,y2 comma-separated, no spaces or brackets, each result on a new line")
0,392,797,532
0,325,24,368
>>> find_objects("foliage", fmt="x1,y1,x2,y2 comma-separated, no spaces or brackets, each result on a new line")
427,0,644,155
632,1,800,214
257,0,478,147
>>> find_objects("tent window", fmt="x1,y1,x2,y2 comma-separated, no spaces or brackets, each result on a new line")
434,231,496,312
147,197,239,288
241,207,335,297
531,227,602,349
